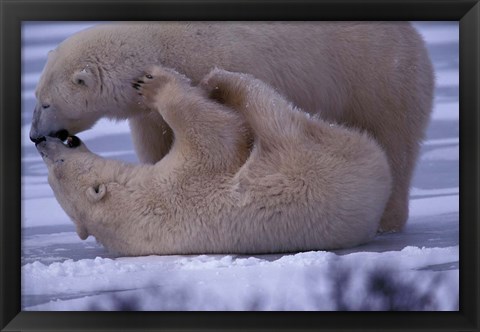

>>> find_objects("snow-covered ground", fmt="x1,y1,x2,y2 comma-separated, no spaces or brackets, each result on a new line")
21,22,459,311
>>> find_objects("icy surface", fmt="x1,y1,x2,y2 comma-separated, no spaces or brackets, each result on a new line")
21,22,459,311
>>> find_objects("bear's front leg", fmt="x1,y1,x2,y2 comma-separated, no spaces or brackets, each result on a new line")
133,66,250,169
133,66,197,127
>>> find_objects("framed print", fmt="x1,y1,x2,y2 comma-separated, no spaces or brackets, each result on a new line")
1,0,478,331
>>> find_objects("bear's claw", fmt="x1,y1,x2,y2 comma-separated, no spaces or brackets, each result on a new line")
132,72,155,99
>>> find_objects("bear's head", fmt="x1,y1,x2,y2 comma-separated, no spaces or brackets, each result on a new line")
29,25,151,143
36,136,108,240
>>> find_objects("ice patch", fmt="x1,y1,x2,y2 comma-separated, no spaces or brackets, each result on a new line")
411,187,458,197
423,138,458,147
22,197,72,227
409,195,458,218
22,182,53,200
431,102,459,121
421,146,458,161
435,69,459,88
23,232,96,248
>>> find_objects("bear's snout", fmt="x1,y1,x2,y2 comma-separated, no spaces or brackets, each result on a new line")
35,136,75,162
35,140,48,159
34,138,49,153
35,137,59,162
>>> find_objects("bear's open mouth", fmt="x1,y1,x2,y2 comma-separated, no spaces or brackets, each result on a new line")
54,129,70,141
52,130,81,148
66,135,81,148
33,134,81,148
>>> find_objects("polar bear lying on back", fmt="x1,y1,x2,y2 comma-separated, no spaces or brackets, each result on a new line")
36,67,391,255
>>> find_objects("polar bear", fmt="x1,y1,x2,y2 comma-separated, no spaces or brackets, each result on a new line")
35,67,392,255
30,22,434,232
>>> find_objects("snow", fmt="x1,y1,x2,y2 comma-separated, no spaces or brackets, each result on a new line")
23,197,73,226
22,246,459,311
21,22,459,311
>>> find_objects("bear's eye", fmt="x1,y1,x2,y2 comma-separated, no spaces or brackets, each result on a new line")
75,78,86,86
42,104,50,109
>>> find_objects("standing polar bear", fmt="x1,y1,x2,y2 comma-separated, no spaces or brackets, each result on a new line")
37,67,391,255
30,22,434,232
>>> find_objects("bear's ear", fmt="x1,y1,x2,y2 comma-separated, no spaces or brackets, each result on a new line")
86,184,107,203
73,68,95,87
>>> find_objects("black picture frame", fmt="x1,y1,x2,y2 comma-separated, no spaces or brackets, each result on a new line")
1,0,478,331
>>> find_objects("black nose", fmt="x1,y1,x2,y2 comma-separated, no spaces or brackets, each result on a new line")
31,136,46,146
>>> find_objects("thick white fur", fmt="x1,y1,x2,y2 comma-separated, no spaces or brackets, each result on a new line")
31,22,433,232
37,68,391,255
